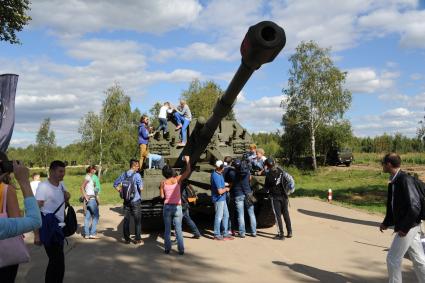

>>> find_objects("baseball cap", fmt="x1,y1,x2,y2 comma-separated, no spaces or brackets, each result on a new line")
215,160,224,168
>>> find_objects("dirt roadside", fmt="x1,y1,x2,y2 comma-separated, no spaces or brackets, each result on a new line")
16,198,422,283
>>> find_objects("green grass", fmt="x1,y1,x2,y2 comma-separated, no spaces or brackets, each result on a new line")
354,152,425,165
286,166,389,214
14,165,395,215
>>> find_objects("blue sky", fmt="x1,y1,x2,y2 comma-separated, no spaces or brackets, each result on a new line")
1,0,425,147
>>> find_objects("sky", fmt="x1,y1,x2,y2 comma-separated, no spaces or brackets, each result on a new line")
1,0,425,147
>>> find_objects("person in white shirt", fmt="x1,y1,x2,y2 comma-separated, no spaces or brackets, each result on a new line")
30,172,41,195
156,102,170,135
80,165,99,239
34,160,70,283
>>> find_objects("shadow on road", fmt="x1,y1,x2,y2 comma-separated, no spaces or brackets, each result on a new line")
297,208,381,227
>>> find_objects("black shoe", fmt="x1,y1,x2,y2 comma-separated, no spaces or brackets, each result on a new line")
286,232,293,238
164,250,170,254
273,234,284,240
178,251,184,255
192,235,201,239
124,239,131,244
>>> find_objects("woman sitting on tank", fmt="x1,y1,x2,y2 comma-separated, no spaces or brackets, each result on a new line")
159,155,191,255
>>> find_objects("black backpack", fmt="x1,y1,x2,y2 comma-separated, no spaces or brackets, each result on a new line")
58,184,77,237
412,176,425,220
62,204,77,237
120,173,137,204
269,167,292,196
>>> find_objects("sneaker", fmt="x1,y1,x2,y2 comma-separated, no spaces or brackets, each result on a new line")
89,235,100,239
286,232,293,238
273,234,284,240
84,235,89,239
176,143,186,147
213,236,224,241
239,233,246,238
230,230,236,236
223,236,234,241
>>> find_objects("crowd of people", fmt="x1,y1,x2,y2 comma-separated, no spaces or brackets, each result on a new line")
0,108,425,283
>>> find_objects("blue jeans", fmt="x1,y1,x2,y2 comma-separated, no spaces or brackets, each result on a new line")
183,206,201,236
156,118,168,133
84,199,99,236
163,204,184,252
235,195,257,236
214,200,229,237
173,112,190,143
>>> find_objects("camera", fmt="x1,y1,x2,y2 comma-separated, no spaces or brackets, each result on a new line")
0,151,14,174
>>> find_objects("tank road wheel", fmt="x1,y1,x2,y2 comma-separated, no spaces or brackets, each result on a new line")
255,197,276,228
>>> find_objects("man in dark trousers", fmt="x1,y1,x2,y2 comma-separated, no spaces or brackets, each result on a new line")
379,153,425,282
264,158,295,240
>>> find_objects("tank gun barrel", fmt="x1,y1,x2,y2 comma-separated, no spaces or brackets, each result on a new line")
177,21,286,168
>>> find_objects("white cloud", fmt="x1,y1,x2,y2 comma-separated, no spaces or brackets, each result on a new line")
29,0,202,36
235,95,284,133
353,105,422,137
345,68,398,93
1,37,204,146
358,6,425,48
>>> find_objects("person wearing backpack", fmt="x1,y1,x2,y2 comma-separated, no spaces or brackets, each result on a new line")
379,153,425,282
264,158,295,240
113,159,143,245
34,160,70,283
232,159,257,238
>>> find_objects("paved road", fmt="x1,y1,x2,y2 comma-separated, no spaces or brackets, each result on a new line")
16,198,421,283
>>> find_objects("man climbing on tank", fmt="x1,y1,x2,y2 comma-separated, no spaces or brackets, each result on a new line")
173,99,192,147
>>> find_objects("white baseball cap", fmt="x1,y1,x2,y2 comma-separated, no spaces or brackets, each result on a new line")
215,160,224,168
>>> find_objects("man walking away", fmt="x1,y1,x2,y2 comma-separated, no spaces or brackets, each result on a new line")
35,160,70,283
264,158,295,240
380,153,425,283
113,159,144,245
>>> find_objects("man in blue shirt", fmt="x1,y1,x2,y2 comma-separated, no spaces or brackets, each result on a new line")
113,159,143,244
210,160,234,241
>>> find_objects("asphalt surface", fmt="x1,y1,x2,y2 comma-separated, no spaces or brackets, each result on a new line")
16,198,422,283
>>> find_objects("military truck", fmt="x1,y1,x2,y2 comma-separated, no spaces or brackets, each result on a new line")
140,21,286,228
326,148,354,167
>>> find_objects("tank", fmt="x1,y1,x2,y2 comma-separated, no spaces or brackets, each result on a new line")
141,21,286,228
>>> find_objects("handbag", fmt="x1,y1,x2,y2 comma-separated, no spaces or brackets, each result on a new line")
244,191,257,207
0,185,30,268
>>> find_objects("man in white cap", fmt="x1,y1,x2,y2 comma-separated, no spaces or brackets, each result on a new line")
210,160,234,240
